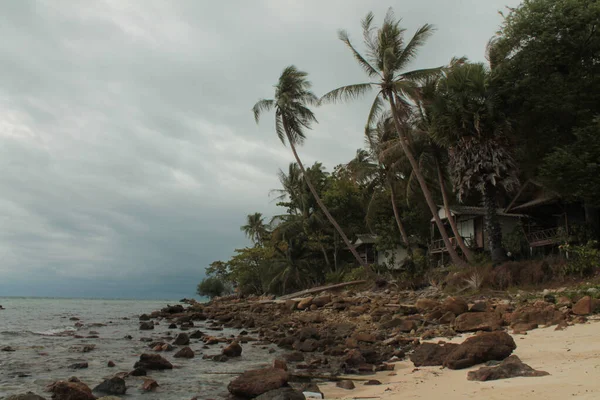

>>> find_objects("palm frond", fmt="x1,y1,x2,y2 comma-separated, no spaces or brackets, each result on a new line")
396,24,436,70
338,30,380,78
320,83,374,104
366,93,386,129
252,99,274,123
400,67,443,83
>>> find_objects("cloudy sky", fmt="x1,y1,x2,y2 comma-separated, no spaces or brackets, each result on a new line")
0,0,519,299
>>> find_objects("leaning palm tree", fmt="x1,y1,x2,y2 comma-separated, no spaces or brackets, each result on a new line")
241,212,269,245
429,62,519,263
253,66,371,271
321,9,467,267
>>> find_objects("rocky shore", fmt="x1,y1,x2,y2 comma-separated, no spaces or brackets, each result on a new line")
6,283,600,400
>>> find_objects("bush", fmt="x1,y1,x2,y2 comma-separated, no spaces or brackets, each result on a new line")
196,277,226,298
559,240,600,277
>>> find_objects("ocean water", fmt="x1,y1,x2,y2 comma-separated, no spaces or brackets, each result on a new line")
0,297,278,399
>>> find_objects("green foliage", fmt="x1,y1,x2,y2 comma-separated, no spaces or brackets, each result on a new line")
559,241,600,277
196,277,226,299
502,224,528,258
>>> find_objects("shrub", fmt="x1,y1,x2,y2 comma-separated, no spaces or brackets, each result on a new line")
196,277,226,298
559,240,600,277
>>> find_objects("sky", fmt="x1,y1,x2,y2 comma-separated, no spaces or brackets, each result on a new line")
0,0,521,299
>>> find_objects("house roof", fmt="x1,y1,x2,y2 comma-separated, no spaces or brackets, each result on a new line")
505,180,560,212
431,205,524,222
354,234,378,246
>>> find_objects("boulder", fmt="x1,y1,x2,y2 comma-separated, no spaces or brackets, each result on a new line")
469,301,488,312
353,332,376,343
141,379,159,392
454,312,503,332
189,330,205,339
255,387,306,400
312,295,332,308
283,351,305,362
293,339,319,352
443,297,468,315
107,361,115,368
415,298,439,312
174,346,195,358
572,296,593,315
139,322,154,330
6,393,47,400
47,380,96,400
410,342,459,367
222,341,242,357
467,355,550,381
139,314,150,321
342,349,366,367
92,377,127,395
510,304,565,327
297,298,313,310
336,380,355,390
133,354,173,370
228,367,289,398
382,318,417,332
129,367,147,376
444,331,516,370
162,304,184,314
273,358,288,371
173,333,190,345
68,362,89,369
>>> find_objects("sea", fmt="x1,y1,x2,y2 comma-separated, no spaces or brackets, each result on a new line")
0,297,279,399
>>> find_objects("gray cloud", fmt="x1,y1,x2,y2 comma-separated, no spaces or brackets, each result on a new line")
0,0,519,298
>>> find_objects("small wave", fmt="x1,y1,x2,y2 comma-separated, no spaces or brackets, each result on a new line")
33,327,78,336
1,330,31,336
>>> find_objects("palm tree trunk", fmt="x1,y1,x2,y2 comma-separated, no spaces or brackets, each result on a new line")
483,182,507,265
389,183,411,252
435,158,476,263
284,129,373,273
389,95,468,268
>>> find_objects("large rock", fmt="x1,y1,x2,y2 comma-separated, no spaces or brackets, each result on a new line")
454,312,503,332
6,393,46,400
572,296,598,315
174,346,195,358
255,387,305,400
511,304,565,327
444,331,516,370
312,295,332,308
410,342,460,367
381,318,417,332
222,341,243,357
228,367,289,398
48,380,96,400
134,354,173,370
297,298,313,310
139,322,154,330
415,298,439,312
173,333,190,345
92,377,126,395
443,297,468,315
467,355,549,381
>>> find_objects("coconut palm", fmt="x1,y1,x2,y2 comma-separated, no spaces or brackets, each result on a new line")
429,62,519,263
253,66,371,271
321,9,467,267
241,212,269,245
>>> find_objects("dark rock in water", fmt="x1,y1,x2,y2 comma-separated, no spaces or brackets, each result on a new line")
47,379,95,400
173,333,190,345
6,393,46,400
129,367,147,376
141,378,159,391
139,314,151,321
174,346,195,358
444,331,516,370
467,355,550,381
162,304,185,314
336,380,355,390
228,367,289,398
168,323,178,329
255,387,306,400
2,346,16,352
189,330,205,339
93,376,127,395
222,341,242,357
410,342,460,367
107,361,115,367
68,362,89,369
139,322,154,330
134,354,173,370
69,317,80,321
204,354,229,362
124,335,133,340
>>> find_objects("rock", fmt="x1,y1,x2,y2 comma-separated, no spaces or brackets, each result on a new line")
255,387,306,400
222,341,243,357
342,349,365,367
228,367,289,398
168,323,177,329
469,301,488,312
410,342,459,367
543,294,556,304
312,295,332,308
454,312,502,332
510,304,565,327
415,298,439,312
512,322,538,334
47,380,96,400
139,314,150,321
444,331,516,370
141,379,159,392
283,351,305,362
364,380,382,385
107,361,115,368
92,377,127,395
297,297,314,310
382,318,417,332
189,330,205,339
69,362,89,369
443,297,468,315
438,311,456,325
353,332,376,343
2,346,16,352
173,333,190,345
557,296,572,307
6,393,47,400
129,367,147,376
573,296,593,315
174,346,194,358
162,304,184,314
296,327,320,341
467,355,549,381
133,354,173,370
293,339,319,352
139,322,154,330
273,358,288,371
336,380,355,390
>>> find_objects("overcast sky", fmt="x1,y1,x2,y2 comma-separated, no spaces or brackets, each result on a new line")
0,0,520,299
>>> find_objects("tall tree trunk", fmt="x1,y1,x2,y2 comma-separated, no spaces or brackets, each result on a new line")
389,95,468,268
483,182,507,264
389,183,412,253
284,128,373,273
435,158,476,263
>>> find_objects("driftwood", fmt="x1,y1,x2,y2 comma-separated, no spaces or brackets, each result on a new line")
278,280,368,300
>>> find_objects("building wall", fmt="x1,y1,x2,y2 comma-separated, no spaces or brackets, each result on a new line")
455,218,476,245
378,247,409,270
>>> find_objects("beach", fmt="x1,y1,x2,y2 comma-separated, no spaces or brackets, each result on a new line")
321,318,600,400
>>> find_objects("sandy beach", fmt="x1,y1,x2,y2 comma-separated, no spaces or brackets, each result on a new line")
322,318,600,400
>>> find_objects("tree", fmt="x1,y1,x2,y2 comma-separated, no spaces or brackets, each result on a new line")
430,62,519,263
196,277,226,299
253,66,371,272
241,212,269,245
321,9,467,267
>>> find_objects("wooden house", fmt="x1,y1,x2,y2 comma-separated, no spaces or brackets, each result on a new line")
353,234,409,270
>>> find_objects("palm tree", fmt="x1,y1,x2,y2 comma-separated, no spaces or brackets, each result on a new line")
253,66,371,271
241,212,269,245
321,9,467,267
429,62,519,263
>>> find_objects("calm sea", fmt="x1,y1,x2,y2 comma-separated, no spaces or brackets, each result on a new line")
0,297,277,399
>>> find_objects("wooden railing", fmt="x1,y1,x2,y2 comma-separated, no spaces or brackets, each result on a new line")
430,236,474,253
526,227,563,247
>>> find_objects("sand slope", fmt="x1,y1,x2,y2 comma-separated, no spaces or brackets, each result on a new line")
321,319,600,400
